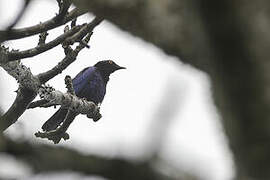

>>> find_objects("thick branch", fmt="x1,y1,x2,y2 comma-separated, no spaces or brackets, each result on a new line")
0,8,86,41
2,137,171,180
0,55,39,131
38,88,100,120
199,1,270,179
0,87,36,132
0,58,40,91
28,76,77,109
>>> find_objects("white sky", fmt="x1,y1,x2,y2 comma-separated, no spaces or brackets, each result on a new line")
0,1,234,180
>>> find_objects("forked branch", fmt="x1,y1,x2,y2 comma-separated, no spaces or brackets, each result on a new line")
0,14,103,133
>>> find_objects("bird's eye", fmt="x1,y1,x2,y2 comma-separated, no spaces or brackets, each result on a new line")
108,60,113,64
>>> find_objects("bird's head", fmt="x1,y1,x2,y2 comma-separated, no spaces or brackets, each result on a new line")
94,60,126,76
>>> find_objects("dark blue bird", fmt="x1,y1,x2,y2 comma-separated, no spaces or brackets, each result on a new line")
42,60,125,131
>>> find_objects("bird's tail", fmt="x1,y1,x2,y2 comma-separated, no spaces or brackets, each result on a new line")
42,108,68,131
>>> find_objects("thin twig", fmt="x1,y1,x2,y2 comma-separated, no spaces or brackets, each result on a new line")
64,17,103,46
38,31,49,45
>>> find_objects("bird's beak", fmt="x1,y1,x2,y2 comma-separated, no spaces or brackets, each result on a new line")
116,66,126,70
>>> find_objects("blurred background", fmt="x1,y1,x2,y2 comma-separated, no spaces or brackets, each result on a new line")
0,0,254,180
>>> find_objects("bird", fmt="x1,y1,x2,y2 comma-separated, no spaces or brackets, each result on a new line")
42,60,126,131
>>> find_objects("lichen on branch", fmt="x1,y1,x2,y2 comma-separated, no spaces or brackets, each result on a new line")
38,84,101,120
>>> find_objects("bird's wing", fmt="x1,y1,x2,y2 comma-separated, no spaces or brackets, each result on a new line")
76,70,106,104
72,66,95,94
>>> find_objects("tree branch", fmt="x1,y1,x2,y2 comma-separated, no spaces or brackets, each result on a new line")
0,52,39,131
0,15,103,133
32,76,99,144
37,85,101,120
6,25,83,61
0,55,40,91
2,136,173,180
0,8,86,41
64,17,103,45
35,76,100,143
37,18,102,84
0,87,36,132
